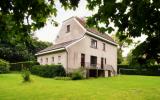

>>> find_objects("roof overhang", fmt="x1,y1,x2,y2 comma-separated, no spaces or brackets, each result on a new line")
35,48,65,56
86,31,118,46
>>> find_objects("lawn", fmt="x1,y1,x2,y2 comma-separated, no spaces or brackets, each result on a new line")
0,73,160,100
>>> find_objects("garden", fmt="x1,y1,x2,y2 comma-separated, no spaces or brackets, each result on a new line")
0,59,160,100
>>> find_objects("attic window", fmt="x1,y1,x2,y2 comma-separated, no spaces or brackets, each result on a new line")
66,25,70,33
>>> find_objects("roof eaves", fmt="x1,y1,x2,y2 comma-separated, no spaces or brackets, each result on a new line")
35,47,65,56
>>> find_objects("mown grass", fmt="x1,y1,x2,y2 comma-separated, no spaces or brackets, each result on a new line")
0,73,160,100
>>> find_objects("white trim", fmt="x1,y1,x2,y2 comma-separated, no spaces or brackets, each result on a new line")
66,36,86,48
86,31,118,46
35,48,65,56
73,18,87,32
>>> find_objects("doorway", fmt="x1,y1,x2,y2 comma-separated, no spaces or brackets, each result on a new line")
81,53,85,67
101,57,104,69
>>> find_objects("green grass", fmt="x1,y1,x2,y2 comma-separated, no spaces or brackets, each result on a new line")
0,73,160,100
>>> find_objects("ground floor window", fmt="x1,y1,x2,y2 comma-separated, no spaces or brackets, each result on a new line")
90,56,97,67
81,53,85,67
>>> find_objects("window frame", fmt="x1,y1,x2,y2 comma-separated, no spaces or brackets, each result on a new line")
91,39,97,49
66,25,70,33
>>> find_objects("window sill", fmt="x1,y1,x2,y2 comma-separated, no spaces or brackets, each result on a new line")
90,46,98,49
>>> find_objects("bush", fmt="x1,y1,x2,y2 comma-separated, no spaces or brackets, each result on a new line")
71,69,85,80
54,77,71,80
30,64,66,78
22,69,31,82
10,61,39,71
0,59,10,74
118,64,160,76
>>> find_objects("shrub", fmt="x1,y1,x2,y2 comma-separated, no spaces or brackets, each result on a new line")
30,64,66,78
0,59,10,74
54,77,71,80
118,64,160,76
10,61,39,71
71,69,85,80
22,69,31,82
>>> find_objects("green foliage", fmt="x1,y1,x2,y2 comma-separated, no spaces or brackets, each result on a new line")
118,64,160,76
10,61,39,71
0,0,76,63
71,69,85,80
22,69,31,82
86,0,160,64
0,36,52,63
31,64,66,78
54,77,71,80
0,59,10,74
112,34,134,64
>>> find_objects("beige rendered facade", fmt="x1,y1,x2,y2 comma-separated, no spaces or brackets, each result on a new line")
36,17,117,77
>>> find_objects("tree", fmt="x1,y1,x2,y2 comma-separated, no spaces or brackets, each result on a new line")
86,0,160,64
112,33,133,64
0,0,80,47
0,0,79,62
0,36,52,63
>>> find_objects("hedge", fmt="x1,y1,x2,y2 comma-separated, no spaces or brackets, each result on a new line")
0,59,10,74
30,64,66,78
118,64,160,76
10,61,39,71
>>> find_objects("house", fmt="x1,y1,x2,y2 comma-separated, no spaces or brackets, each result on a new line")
35,17,117,77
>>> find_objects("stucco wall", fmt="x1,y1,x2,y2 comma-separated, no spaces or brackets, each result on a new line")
66,35,117,73
37,51,67,69
55,17,85,44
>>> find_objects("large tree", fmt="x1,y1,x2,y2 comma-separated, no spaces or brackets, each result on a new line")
0,0,79,62
112,33,133,64
0,0,80,46
86,0,160,64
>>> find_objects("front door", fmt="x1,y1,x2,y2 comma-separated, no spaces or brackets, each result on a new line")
81,54,85,67
101,57,104,69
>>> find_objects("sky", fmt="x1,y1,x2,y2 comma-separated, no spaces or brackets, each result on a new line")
35,0,146,57
35,0,92,43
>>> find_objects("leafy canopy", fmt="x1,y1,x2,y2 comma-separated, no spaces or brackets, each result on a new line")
86,0,160,64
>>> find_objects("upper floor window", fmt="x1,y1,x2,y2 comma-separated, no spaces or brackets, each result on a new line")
91,39,97,49
66,25,70,33
103,43,105,51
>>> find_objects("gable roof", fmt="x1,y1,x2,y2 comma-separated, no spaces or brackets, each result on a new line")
36,39,78,55
36,17,117,56
75,17,116,43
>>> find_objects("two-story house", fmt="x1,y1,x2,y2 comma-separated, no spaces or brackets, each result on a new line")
35,17,117,77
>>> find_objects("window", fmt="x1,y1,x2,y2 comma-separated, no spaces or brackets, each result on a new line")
46,58,48,64
52,57,54,62
105,58,106,64
58,56,61,62
66,25,70,33
103,43,105,51
40,58,43,63
91,39,97,49
81,54,85,67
